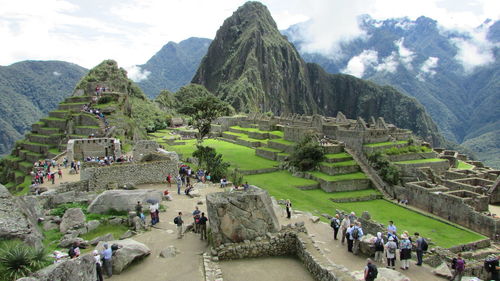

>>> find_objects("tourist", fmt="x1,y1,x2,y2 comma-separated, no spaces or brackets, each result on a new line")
220,177,228,188
285,199,292,219
330,214,340,240
193,206,201,233
348,211,356,223
352,222,364,255
399,234,412,270
93,250,103,281
364,258,378,281
185,184,194,196
101,244,113,278
135,201,145,224
484,254,499,281
387,220,397,235
149,203,159,225
340,214,351,245
176,175,182,194
450,253,465,281
52,250,64,263
199,212,208,240
206,172,211,182
166,173,172,187
346,223,355,252
174,212,184,239
414,232,426,266
374,232,384,263
68,242,80,259
76,160,81,171
163,189,172,201
243,181,250,191
385,236,397,269
57,167,62,179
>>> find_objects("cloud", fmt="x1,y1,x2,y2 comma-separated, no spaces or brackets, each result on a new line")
395,38,415,69
375,52,399,73
417,56,439,81
125,65,150,82
342,50,378,77
53,71,61,76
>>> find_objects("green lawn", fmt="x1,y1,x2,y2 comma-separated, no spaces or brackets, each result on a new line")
394,158,446,164
363,140,408,147
167,139,277,171
224,131,268,143
269,138,295,145
330,200,485,248
258,147,281,152
310,171,367,181
321,160,357,167
325,152,352,159
81,224,128,242
457,160,474,170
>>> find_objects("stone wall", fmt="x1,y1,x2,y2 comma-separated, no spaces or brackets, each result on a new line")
132,140,160,161
81,160,178,189
395,160,450,177
67,138,121,162
387,152,438,162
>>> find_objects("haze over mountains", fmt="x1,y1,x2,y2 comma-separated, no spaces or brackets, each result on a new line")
0,3,498,167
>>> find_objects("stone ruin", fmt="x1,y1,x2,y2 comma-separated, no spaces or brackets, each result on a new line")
66,137,121,162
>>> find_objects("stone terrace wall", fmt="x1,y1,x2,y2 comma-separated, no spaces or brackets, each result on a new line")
81,160,178,189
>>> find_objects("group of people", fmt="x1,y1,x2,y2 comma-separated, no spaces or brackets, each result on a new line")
173,206,209,240
81,103,111,133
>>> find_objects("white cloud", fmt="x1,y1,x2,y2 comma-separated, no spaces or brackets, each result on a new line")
417,56,439,81
53,71,61,76
375,52,399,73
395,38,415,69
342,50,378,77
125,65,151,82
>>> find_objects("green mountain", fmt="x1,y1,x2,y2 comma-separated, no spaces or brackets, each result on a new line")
192,2,444,145
284,16,500,167
0,61,87,156
137,37,211,98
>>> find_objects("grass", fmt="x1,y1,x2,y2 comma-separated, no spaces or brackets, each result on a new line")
19,161,33,168
167,139,277,171
269,138,295,145
309,171,367,181
80,224,128,242
42,229,64,253
75,125,100,129
321,160,357,167
363,140,408,147
48,148,61,155
258,147,281,152
394,158,446,164
2,155,21,162
330,199,485,248
43,117,65,121
22,141,50,147
269,131,284,137
13,176,32,196
325,152,352,159
457,160,474,170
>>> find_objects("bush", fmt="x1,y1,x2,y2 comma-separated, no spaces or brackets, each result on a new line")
229,168,244,187
368,151,400,185
289,135,325,171
0,240,49,281
193,145,230,181
97,96,113,104
50,202,88,217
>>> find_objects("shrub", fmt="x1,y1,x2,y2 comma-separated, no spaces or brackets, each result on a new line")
368,151,400,185
0,240,49,281
50,202,88,217
290,135,325,171
193,145,230,181
97,96,113,104
229,168,244,187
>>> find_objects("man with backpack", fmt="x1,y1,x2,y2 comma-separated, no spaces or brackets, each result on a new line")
484,254,499,281
385,236,397,269
414,232,428,266
330,214,341,240
364,258,378,281
174,212,184,239
450,253,465,281
374,232,384,263
352,222,364,255
346,223,355,252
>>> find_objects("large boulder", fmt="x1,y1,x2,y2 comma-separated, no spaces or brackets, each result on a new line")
0,184,43,248
87,189,162,214
206,186,280,246
359,234,377,256
30,254,95,281
59,208,86,233
40,191,97,209
96,239,151,273
433,262,453,279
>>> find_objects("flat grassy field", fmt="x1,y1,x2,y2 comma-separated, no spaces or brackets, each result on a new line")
330,200,485,248
394,158,446,164
325,152,352,159
457,160,474,170
167,139,277,171
309,171,367,181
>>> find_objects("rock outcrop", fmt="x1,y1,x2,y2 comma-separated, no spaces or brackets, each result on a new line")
87,189,162,214
206,186,280,246
96,239,151,273
24,254,96,281
0,184,42,248
59,208,86,233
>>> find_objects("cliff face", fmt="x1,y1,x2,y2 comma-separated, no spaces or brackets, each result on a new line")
192,1,443,144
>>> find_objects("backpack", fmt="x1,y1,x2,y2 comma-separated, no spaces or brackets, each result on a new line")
68,247,75,258
388,243,396,254
352,228,359,239
367,264,378,278
374,238,384,251
451,258,457,269
330,219,339,229
420,238,428,251
484,257,497,272
173,217,179,224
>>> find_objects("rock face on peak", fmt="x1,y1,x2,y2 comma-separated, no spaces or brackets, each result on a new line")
193,1,443,145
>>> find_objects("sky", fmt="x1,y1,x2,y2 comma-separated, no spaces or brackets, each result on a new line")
0,0,498,75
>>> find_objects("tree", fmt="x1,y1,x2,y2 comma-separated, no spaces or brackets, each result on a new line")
192,146,230,181
178,85,231,144
289,134,326,171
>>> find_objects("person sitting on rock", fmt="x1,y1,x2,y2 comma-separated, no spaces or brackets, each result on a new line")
185,184,194,197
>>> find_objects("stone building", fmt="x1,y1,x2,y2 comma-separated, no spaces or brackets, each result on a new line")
66,138,121,162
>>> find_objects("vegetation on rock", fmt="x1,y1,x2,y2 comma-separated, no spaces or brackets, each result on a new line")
368,151,401,185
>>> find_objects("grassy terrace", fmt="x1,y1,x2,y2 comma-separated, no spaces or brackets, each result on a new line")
167,139,277,171
325,152,352,159
321,160,357,167
269,138,295,145
330,200,485,248
457,160,474,170
258,147,281,152
224,131,268,143
394,158,446,164
363,140,408,147
43,117,65,121
229,125,284,137
48,148,62,155
309,171,367,181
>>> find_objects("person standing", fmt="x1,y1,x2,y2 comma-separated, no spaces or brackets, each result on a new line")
450,253,465,281
174,212,184,239
346,224,354,252
352,222,364,255
374,232,385,263
399,234,412,270
166,173,172,187
414,232,426,266
192,206,201,233
387,220,397,236
340,214,351,245
199,212,208,240
93,250,103,281
484,254,499,281
385,236,397,269
285,200,292,219
330,214,340,240
101,244,113,278
176,175,182,195
364,258,378,281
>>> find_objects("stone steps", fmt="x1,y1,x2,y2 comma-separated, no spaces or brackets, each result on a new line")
21,141,51,155
255,147,280,161
362,140,409,154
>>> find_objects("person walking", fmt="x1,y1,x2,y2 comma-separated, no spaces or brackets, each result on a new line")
385,236,397,269
176,175,182,195
192,206,201,233
199,212,208,240
101,243,113,278
330,214,341,240
414,232,426,266
285,199,292,219
93,250,103,281
340,214,351,245
364,258,378,281
174,212,184,239
399,234,412,270
374,232,385,263
450,253,465,281
352,222,364,255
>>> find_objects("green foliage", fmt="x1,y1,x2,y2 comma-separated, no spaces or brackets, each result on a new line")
0,240,49,281
80,224,128,242
50,202,88,217
155,89,176,110
229,168,244,187
381,145,432,155
289,135,325,171
177,85,231,143
130,97,169,132
97,96,113,104
368,151,401,185
192,145,230,181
